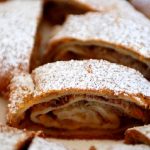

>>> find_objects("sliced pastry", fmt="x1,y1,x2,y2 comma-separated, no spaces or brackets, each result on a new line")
44,9,150,80
28,137,67,150
125,124,150,145
8,60,150,139
0,0,42,95
0,124,35,150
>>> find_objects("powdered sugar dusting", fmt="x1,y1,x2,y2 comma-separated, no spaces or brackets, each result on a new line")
8,72,34,114
76,0,134,13
0,0,41,90
0,124,33,150
29,137,67,150
49,10,150,61
33,60,150,97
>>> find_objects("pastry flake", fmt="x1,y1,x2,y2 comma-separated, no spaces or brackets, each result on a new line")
8,60,150,139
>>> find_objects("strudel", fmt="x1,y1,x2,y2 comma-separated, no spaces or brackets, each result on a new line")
0,0,42,95
44,9,150,80
7,60,150,139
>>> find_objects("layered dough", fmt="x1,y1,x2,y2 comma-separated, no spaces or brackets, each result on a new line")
44,8,150,80
8,60,150,139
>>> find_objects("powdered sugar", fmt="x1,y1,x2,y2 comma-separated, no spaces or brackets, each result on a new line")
0,0,41,90
0,124,33,150
33,60,150,97
29,137,67,150
48,9,150,62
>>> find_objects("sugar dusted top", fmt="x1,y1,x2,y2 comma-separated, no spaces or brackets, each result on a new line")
33,60,150,97
0,0,41,90
49,10,150,61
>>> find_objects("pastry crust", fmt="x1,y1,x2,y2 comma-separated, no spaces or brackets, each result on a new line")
7,60,150,139
0,0,42,95
125,124,150,145
44,6,150,79
0,124,35,150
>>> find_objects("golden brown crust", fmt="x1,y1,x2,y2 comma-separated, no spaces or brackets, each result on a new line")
0,0,42,96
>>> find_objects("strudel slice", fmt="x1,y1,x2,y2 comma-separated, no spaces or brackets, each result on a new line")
125,124,150,145
8,60,150,139
0,124,35,150
44,9,150,80
0,0,42,95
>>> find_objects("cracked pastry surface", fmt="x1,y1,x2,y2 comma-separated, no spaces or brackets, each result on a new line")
8,60,150,139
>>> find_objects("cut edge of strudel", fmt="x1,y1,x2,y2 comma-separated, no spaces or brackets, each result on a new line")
0,0,42,95
44,9,150,80
125,124,150,145
0,124,36,150
8,60,150,139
